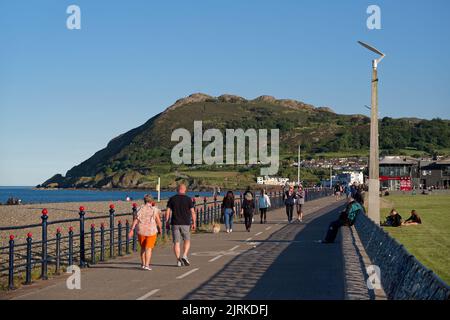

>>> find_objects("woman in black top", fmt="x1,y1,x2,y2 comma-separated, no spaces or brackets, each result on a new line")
403,210,422,225
222,191,236,233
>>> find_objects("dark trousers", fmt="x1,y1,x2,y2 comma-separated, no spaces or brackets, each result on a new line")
285,205,294,222
244,211,253,230
259,208,267,222
324,219,345,243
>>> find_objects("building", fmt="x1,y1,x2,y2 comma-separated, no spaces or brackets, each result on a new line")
257,176,289,186
335,171,364,186
379,156,420,191
420,160,450,189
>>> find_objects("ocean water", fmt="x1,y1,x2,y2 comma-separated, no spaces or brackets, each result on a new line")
0,187,215,204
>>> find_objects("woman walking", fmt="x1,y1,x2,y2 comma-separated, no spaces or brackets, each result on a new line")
296,185,305,222
284,185,296,223
222,191,236,233
241,187,255,232
258,189,271,224
129,195,162,270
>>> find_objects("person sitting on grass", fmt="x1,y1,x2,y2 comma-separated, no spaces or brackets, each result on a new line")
129,195,162,271
382,209,403,227
403,210,422,225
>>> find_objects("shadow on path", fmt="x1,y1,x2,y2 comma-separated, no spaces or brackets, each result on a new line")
184,203,347,300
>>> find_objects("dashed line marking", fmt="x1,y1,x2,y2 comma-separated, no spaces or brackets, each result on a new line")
229,245,240,251
209,255,224,262
246,237,253,241
265,226,272,230
137,289,160,300
176,268,199,279
255,232,263,236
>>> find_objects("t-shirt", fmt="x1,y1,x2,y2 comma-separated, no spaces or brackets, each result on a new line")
167,194,194,226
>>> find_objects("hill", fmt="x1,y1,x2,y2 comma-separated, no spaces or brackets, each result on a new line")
40,93,450,190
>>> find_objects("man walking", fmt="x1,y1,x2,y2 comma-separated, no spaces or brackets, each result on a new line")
166,184,196,267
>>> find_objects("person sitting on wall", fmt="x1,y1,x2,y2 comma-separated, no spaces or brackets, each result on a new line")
402,210,422,226
382,209,403,227
321,197,364,244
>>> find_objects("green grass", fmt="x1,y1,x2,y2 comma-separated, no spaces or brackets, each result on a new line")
381,194,450,284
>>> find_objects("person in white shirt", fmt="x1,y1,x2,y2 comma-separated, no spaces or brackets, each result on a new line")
258,189,271,224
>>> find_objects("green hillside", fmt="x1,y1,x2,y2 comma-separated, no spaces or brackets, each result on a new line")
40,93,450,190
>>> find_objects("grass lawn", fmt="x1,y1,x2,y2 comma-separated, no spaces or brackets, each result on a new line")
380,194,450,284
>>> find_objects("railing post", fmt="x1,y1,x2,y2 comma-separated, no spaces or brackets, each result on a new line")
109,204,115,258
100,223,105,262
90,224,96,265
79,206,86,268
132,203,138,249
125,220,130,254
117,220,123,256
68,227,74,266
213,195,218,223
55,229,61,275
8,235,15,290
203,197,207,225
41,208,48,280
25,232,33,284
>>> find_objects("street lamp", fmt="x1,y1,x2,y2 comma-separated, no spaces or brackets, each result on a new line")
358,41,385,225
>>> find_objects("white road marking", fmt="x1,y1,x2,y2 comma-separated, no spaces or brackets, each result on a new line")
265,226,272,230
137,289,160,300
255,232,263,236
246,237,253,241
176,268,199,279
209,255,224,262
229,245,240,251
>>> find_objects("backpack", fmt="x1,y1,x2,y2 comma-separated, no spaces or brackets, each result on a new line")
136,205,158,236
346,202,363,226
242,192,254,210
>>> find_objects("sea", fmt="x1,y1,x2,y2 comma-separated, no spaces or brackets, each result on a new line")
0,186,215,204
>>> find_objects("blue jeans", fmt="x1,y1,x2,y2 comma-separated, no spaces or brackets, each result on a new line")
224,208,234,230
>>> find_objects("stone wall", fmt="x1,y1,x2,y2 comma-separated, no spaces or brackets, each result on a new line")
354,213,450,300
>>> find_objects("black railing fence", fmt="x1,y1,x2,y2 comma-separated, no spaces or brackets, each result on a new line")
0,188,332,290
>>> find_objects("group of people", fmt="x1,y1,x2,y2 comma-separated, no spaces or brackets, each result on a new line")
382,209,422,227
220,188,272,234
128,184,196,270
334,182,364,202
282,185,305,223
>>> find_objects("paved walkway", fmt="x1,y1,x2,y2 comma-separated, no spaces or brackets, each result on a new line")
2,196,381,300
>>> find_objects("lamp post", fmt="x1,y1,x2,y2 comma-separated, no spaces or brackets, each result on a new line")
297,145,301,186
358,40,386,225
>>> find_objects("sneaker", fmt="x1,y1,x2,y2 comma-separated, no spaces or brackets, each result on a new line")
141,265,145,269
229,229,233,233
143,266,152,271
181,256,190,266
226,229,229,233
177,259,183,267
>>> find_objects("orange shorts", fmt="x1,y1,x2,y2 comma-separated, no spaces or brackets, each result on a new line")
138,234,157,249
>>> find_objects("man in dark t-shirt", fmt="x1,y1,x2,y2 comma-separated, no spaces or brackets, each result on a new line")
166,184,196,267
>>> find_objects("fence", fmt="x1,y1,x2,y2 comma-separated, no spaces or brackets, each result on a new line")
354,212,450,300
0,188,332,290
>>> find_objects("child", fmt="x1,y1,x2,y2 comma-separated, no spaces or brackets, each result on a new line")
129,195,162,270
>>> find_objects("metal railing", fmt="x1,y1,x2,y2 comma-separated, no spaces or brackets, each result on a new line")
0,188,332,290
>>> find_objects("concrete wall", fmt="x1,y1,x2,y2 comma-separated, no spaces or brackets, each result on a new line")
353,212,450,300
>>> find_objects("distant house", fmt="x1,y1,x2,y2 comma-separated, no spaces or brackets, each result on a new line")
379,156,420,191
419,160,450,189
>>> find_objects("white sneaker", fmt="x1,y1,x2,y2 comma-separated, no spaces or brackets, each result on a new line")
226,229,230,233
230,229,233,233
143,266,152,271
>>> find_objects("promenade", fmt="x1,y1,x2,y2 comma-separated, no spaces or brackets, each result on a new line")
2,196,382,300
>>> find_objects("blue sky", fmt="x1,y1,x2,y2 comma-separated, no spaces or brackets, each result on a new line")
1,0,449,185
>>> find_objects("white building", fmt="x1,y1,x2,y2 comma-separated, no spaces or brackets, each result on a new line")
257,176,290,186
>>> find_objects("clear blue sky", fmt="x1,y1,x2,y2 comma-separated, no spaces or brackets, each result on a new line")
1,0,449,186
